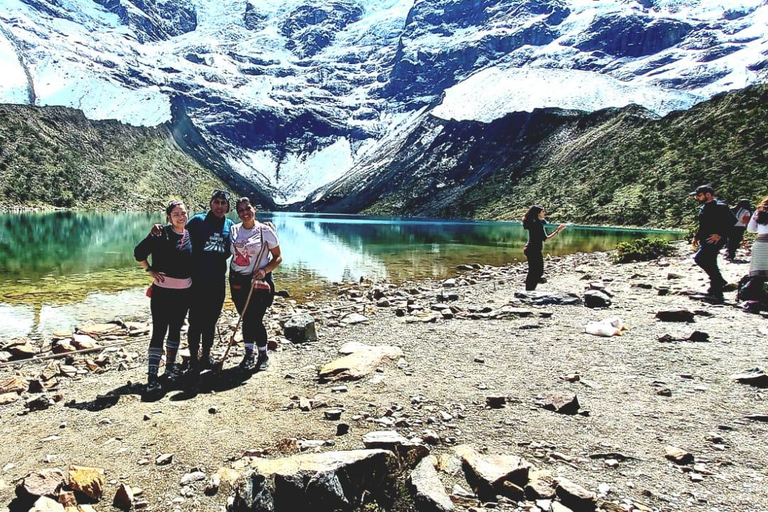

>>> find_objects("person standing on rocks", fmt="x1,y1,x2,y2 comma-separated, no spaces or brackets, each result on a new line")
185,190,235,376
744,197,768,308
150,190,235,379
522,205,566,291
229,197,282,372
135,200,194,395
690,184,737,302
727,199,752,261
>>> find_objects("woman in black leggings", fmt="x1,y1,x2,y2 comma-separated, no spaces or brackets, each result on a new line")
134,200,193,394
522,205,566,291
229,197,282,372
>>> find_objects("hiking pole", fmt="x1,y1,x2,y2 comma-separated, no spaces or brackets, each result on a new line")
214,282,255,372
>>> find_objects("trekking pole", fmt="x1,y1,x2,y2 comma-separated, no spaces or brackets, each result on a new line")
214,282,255,372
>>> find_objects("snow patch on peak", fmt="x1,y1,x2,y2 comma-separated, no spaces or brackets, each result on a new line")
0,32,29,103
229,138,355,205
431,67,704,122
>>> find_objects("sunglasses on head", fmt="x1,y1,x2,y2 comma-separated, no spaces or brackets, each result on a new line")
212,190,231,200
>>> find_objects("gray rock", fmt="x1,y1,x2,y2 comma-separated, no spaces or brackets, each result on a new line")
408,457,455,512
283,313,318,343
232,450,397,512
732,368,768,388
453,445,531,501
514,291,582,306
584,290,611,308
655,309,695,322
362,430,408,450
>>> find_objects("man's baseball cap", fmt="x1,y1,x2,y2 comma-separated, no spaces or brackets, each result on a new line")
689,184,714,196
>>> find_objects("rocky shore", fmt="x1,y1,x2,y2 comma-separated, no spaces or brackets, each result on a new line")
1,242,767,512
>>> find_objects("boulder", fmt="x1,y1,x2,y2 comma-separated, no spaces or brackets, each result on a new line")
362,431,408,451
17,468,65,500
732,368,768,388
319,344,404,381
283,313,318,343
555,477,597,511
408,457,455,512
583,290,611,308
68,465,105,500
29,496,65,512
7,342,36,359
655,309,695,322
232,449,397,512
453,445,531,501
113,484,134,511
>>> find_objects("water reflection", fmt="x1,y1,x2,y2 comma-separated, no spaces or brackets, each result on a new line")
0,211,682,341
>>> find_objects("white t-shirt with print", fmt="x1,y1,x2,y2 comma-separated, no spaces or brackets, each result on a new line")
230,222,279,275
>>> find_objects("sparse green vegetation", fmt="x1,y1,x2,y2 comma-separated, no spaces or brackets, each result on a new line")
614,237,675,263
472,85,768,228
0,104,229,211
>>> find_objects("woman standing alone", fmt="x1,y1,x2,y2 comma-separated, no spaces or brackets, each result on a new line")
522,205,566,291
229,197,282,371
134,200,193,394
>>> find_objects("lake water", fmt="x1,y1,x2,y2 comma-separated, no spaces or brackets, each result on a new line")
0,211,681,341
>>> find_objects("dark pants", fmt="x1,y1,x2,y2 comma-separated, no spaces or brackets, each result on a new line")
229,273,274,349
525,247,544,291
149,285,191,349
187,281,226,364
694,243,726,294
727,227,746,259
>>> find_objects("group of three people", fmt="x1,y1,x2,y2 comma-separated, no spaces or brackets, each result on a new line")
133,190,281,394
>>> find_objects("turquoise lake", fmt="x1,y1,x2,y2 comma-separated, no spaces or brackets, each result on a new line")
0,211,682,341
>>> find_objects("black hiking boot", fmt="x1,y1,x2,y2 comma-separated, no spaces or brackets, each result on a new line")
255,353,270,372
160,363,182,386
144,375,162,397
239,352,255,371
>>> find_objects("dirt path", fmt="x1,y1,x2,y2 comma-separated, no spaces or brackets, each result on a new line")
1,243,767,512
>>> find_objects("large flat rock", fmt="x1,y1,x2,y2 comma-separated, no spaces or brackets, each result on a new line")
319,344,404,381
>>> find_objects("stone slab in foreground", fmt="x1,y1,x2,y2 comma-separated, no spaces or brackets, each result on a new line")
232,449,397,512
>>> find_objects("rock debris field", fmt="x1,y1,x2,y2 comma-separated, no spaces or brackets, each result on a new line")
1,241,767,512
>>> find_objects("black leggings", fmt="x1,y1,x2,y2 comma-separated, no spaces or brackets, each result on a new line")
149,285,191,349
229,273,274,348
525,247,544,291
187,281,226,360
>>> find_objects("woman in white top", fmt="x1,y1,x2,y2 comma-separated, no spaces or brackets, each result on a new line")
747,196,768,278
229,197,282,371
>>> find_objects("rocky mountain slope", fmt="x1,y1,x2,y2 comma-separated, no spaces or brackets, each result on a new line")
308,83,768,228
0,104,231,211
1,0,766,210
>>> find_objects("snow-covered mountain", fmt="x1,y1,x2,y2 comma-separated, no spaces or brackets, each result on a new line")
1,0,766,206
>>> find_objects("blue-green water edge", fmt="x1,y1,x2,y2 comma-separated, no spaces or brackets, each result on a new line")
0,211,682,341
